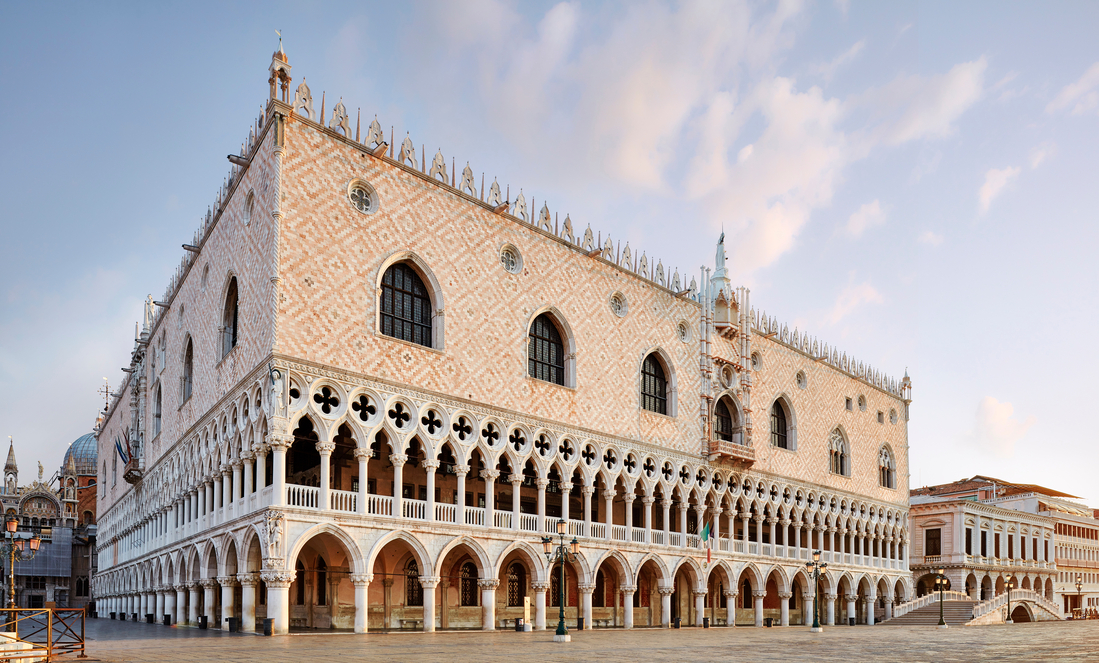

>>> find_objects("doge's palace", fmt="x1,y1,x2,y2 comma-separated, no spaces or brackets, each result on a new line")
93,45,913,635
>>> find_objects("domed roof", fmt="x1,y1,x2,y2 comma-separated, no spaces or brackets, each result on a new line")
64,433,98,476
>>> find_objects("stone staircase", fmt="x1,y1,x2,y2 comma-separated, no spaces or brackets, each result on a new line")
880,600,976,626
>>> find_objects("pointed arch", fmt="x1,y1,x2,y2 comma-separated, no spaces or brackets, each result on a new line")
374,250,445,350
494,540,548,585
769,393,797,451
288,522,367,575
432,535,492,579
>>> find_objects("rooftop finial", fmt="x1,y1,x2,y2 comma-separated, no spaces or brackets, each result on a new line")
276,29,283,53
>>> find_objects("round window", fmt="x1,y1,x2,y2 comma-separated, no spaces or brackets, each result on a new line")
350,186,371,213
500,245,522,274
609,292,627,317
677,321,690,342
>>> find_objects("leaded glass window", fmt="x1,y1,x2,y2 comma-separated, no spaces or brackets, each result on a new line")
380,263,432,347
406,560,423,606
529,314,565,385
770,402,788,449
641,354,667,414
460,562,478,607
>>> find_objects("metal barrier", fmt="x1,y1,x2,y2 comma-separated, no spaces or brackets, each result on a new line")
0,608,86,660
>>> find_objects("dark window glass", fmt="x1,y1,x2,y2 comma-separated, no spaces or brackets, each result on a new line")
406,560,423,606
926,528,942,556
223,278,239,356
380,263,432,347
507,563,526,607
770,402,787,449
715,400,732,441
182,339,193,401
640,354,667,414
528,314,565,385
460,562,478,606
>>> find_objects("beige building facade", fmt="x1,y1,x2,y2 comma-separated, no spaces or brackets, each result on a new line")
93,47,913,634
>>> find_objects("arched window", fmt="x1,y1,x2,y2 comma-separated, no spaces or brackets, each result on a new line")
640,354,667,414
380,263,432,347
829,429,849,476
182,338,193,402
529,314,565,385
715,400,732,441
507,562,526,607
879,447,895,489
460,562,479,607
741,579,752,609
770,401,787,449
153,385,162,437
222,277,239,357
406,559,423,606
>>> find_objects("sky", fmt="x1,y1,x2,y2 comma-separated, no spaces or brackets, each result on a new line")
1,1,1097,503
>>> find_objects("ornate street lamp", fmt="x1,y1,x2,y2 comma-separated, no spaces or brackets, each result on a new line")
542,519,580,643
1005,579,1015,624
1076,574,1083,619
805,549,827,633
934,568,948,629
2,515,44,609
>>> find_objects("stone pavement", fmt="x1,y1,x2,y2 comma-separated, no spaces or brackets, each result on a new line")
82,619,1099,662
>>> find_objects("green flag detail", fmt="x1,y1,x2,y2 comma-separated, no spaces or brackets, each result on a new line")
701,521,711,542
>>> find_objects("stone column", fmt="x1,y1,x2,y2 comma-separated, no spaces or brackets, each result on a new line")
580,584,594,629
239,574,258,632
532,582,549,630
679,504,688,544
753,590,765,627
355,448,370,514
714,507,723,542
693,505,705,542
824,592,836,626
768,518,776,554
317,441,334,510
175,585,187,625
156,589,165,622
254,444,268,492
828,528,836,560
455,464,469,524
741,513,749,546
794,522,802,556
582,485,594,537
231,461,242,505
560,482,571,524
603,489,615,531
866,589,876,625
350,574,371,634
262,571,293,635
242,452,255,502
662,499,672,544
756,516,764,550
424,460,440,522
659,587,673,627
643,495,654,544
479,579,499,630
218,576,237,629
724,590,738,627
779,592,791,626
536,478,549,533
188,584,200,625
482,469,498,527
845,594,857,625
624,494,636,541
213,473,223,521
621,585,635,629
511,474,523,531
202,579,218,625
693,591,706,626
420,576,439,632
270,437,289,507
392,453,407,517
884,596,894,621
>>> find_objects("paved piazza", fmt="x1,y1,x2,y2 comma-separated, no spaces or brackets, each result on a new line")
83,620,1099,662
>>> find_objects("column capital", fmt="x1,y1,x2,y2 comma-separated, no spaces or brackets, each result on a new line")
174,584,189,593
578,584,596,594
349,573,373,586
480,469,500,481
422,460,441,471
581,485,596,496
692,590,707,598
623,493,636,504
602,489,617,500
777,592,793,600
200,578,218,589
723,590,738,599
390,453,408,467
353,447,372,460
531,582,550,592
240,451,256,462
657,587,674,597
454,464,470,476
509,473,524,485
845,593,857,602
216,576,238,587
316,441,336,455
231,460,244,470
642,496,655,505
535,478,550,489
236,573,259,588
477,579,500,590
252,443,270,457
824,592,838,601
619,584,637,593
418,575,441,589
752,590,767,599
260,570,295,588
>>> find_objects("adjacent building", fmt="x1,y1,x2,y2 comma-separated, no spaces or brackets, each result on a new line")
910,475,1097,617
93,46,914,634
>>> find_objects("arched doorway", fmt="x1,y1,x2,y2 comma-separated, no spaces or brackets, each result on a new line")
635,558,665,627
1010,605,1032,623
706,564,733,626
289,530,358,630
435,540,492,630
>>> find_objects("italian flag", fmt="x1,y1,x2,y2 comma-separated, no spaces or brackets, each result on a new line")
700,521,711,564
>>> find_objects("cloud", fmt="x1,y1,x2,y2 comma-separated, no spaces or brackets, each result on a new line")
978,166,1020,213
1046,62,1099,115
1029,142,1055,169
828,281,883,324
809,39,865,82
969,396,1035,458
845,199,884,237
918,230,943,246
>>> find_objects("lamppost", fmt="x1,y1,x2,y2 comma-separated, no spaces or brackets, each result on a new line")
1076,574,1083,619
542,519,580,643
1005,579,1015,624
1,516,43,609
805,549,827,633
934,568,948,629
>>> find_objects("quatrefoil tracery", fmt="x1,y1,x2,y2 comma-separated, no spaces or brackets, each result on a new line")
313,387,340,414
351,394,376,422
534,435,551,457
581,445,597,466
452,416,473,441
509,429,526,453
421,409,443,435
387,402,411,429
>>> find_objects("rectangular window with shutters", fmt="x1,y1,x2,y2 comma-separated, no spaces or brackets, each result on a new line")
925,528,941,556
981,531,988,557
966,528,972,555
995,533,1001,558
1008,535,1014,559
